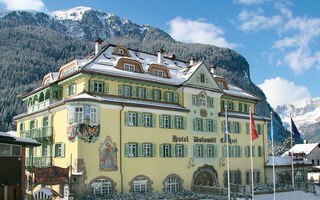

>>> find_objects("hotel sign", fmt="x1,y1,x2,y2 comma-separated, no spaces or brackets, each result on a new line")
172,135,216,143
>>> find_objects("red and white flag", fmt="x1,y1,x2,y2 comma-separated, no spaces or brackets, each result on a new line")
250,113,259,140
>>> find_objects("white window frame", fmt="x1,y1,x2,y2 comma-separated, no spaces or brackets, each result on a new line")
138,87,145,98
128,113,137,126
128,144,137,157
91,178,113,196
207,120,213,132
153,90,161,101
165,176,180,193
164,144,170,157
94,82,104,93
90,107,98,124
196,119,202,131
176,117,182,129
153,70,163,77
163,115,170,129
74,106,83,123
207,145,214,157
118,48,124,55
196,144,202,157
199,94,206,106
176,145,183,157
132,177,149,193
124,63,135,72
166,92,173,102
143,114,151,127
143,143,152,157
64,184,69,198
55,143,62,157
200,73,205,83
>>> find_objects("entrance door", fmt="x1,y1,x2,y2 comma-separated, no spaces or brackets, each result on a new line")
194,171,214,186
7,186,20,200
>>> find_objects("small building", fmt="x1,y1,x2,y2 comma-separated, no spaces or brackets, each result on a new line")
265,156,312,184
0,131,40,200
283,143,320,166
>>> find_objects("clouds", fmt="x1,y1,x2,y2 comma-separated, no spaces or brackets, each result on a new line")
234,0,265,5
258,77,310,108
237,2,320,74
167,17,237,48
0,0,45,11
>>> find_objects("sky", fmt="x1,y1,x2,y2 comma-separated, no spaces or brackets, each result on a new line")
0,0,319,109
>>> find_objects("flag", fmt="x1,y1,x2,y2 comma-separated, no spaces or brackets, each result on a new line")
268,117,278,140
250,113,259,140
224,118,232,144
291,118,301,139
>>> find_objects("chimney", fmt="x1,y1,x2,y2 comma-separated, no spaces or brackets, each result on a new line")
95,38,103,55
157,49,165,64
189,57,195,65
169,54,176,59
210,65,217,74
304,140,308,144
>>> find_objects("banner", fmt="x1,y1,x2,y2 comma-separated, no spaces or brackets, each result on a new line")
34,166,69,185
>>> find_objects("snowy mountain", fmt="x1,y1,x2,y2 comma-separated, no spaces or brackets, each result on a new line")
276,97,320,142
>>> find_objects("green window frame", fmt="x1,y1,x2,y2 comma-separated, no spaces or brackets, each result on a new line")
175,144,184,157
152,89,162,101
53,143,65,158
137,87,146,99
194,144,203,158
125,143,138,157
209,97,214,108
200,73,205,83
192,95,198,106
194,118,203,131
67,84,76,96
160,144,173,157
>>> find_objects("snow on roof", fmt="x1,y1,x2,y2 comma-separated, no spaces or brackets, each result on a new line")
0,131,40,146
220,111,270,121
68,93,189,112
265,156,312,166
282,143,320,156
51,72,59,81
224,83,260,101
81,45,199,85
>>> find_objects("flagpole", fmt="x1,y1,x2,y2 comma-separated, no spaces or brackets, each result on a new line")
225,105,231,200
290,114,295,188
250,107,255,200
271,112,276,200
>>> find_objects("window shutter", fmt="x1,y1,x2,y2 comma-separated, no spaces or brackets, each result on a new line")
223,145,227,157
239,146,243,157
170,116,175,129
159,115,164,128
67,86,70,96
152,144,156,157
131,86,137,97
200,119,204,131
164,91,168,102
124,144,129,157
125,112,129,126
160,144,164,157
175,145,179,157
252,146,255,157
90,81,94,92
213,120,217,132
152,90,155,100
152,114,156,127
213,145,218,157
61,143,65,158
138,113,143,126
239,103,243,112
118,85,123,96
170,144,175,157
173,93,178,103
183,117,187,129
47,144,51,157
238,123,241,134
146,88,151,98
246,123,250,134
231,102,234,110
221,100,225,110
138,144,142,157
184,145,188,157
193,118,196,131
193,145,197,158
203,120,208,132
40,145,43,157
159,90,162,101
203,144,207,158
104,83,109,94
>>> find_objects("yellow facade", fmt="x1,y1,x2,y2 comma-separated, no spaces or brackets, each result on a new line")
15,44,270,198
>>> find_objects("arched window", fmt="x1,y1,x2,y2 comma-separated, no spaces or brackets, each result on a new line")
91,178,113,197
131,176,151,193
33,95,39,105
199,94,206,106
45,90,50,100
164,175,181,193
39,92,44,102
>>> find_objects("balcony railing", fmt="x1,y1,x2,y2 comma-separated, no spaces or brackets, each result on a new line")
21,127,52,142
28,99,50,113
26,156,51,167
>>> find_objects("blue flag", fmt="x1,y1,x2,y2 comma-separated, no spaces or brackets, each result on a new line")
268,119,278,141
291,118,301,139
224,115,232,144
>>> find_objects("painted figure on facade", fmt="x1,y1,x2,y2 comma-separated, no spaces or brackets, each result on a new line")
67,104,100,143
99,136,118,171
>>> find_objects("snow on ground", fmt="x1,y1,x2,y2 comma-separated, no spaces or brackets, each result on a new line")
237,190,319,200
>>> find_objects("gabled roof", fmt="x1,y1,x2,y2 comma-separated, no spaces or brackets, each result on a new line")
282,143,320,156
265,156,312,167
0,131,40,147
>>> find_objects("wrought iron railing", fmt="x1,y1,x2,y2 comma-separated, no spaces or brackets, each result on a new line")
21,127,52,142
26,156,51,167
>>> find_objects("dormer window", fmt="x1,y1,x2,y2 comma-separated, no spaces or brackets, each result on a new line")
218,82,224,89
124,64,135,72
118,49,124,55
153,70,163,77
200,73,205,83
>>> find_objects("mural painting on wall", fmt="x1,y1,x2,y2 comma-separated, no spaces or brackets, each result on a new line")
99,136,118,171
67,104,100,143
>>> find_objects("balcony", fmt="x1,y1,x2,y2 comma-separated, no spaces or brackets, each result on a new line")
26,156,51,167
21,127,52,142
28,99,50,113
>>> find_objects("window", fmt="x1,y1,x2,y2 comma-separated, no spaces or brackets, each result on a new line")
175,116,183,129
152,90,161,101
258,146,262,157
176,145,183,157
246,123,250,134
42,117,49,127
245,146,250,157
132,176,149,193
143,143,152,157
64,185,69,198
165,92,173,102
0,144,10,156
207,120,214,132
128,112,137,126
163,115,170,129
209,97,214,107
138,87,145,98
195,118,202,131
124,85,131,97
163,144,171,157
200,73,205,83
218,82,224,89
124,64,135,72
90,107,98,124
233,146,241,157
54,143,64,158
246,172,250,185
165,176,180,193
118,48,124,55
93,82,104,93
195,144,203,158
30,120,36,129
234,122,240,133
74,106,83,123
192,95,197,106
143,113,151,127
128,143,137,157
91,178,113,197
68,84,76,95
207,145,214,157
154,70,163,77
244,104,249,113
41,144,48,157
199,94,206,106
